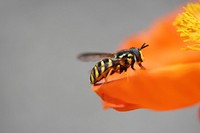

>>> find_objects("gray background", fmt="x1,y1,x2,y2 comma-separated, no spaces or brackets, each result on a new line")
0,0,199,133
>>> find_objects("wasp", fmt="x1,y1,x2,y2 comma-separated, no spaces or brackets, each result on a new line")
78,43,149,85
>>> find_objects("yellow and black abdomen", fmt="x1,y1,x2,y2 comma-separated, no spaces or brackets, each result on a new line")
90,58,115,84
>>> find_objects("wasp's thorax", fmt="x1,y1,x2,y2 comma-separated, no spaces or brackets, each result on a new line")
129,47,144,62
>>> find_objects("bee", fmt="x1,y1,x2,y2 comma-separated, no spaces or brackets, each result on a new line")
78,43,149,85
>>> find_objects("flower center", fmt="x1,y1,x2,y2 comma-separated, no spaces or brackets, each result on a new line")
174,3,200,50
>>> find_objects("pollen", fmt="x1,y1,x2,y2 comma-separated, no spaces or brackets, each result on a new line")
173,3,200,50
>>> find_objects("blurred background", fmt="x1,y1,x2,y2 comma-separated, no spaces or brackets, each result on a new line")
0,0,199,133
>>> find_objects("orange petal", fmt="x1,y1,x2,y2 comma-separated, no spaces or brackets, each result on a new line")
93,63,200,111
102,99,140,112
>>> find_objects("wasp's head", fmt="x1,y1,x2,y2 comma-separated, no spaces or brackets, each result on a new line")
129,43,149,62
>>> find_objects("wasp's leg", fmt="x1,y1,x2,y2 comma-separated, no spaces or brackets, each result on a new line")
131,61,135,70
104,68,114,83
124,69,129,81
131,66,135,70
118,66,129,80
114,65,121,74
119,66,126,73
138,62,145,70
124,71,129,79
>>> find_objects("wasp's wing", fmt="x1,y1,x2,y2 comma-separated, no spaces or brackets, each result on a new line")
77,52,115,62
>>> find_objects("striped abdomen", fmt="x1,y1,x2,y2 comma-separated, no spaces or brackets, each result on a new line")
90,58,115,84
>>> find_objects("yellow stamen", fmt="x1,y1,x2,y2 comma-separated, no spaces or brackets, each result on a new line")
173,3,200,50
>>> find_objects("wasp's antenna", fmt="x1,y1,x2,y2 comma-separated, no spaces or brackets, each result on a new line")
140,43,149,50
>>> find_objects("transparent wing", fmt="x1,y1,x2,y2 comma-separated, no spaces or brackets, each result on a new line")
77,52,115,62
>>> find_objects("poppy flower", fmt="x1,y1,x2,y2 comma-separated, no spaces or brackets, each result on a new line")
92,3,200,112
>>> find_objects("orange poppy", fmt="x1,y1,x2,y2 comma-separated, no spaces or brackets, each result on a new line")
92,3,200,112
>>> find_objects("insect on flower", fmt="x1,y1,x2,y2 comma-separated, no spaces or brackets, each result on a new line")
78,43,149,85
